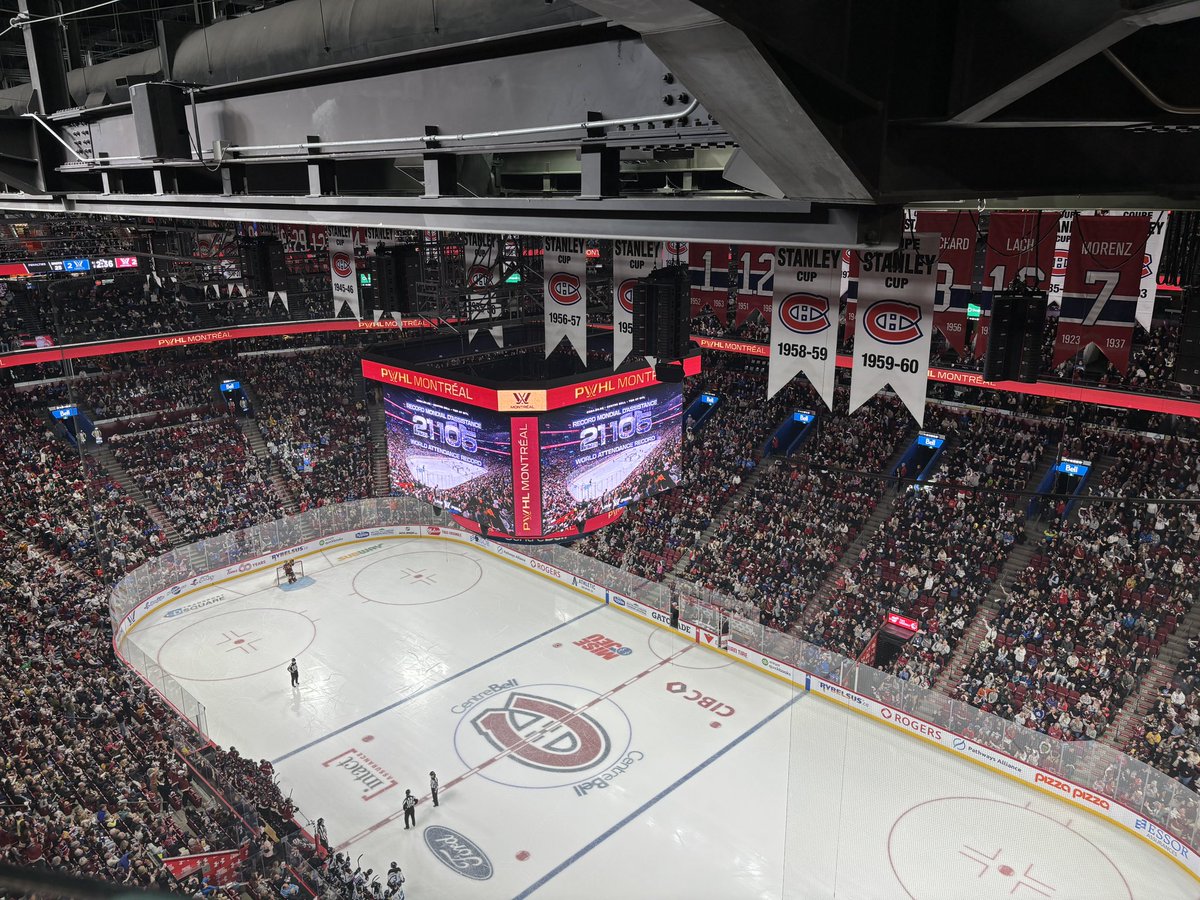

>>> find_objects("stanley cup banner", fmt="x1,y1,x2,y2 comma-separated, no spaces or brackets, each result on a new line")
849,233,940,426
975,212,1060,357
612,240,661,367
327,230,360,319
915,211,975,355
768,247,841,407
1138,212,1168,330
543,236,588,361
464,234,504,346
840,248,859,343
1054,214,1151,372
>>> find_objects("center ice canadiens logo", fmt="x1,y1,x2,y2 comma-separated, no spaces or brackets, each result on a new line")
617,278,637,314
547,272,582,306
779,292,831,334
862,300,922,344
331,252,353,278
471,692,610,772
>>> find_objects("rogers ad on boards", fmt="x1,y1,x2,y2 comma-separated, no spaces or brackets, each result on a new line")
537,382,683,534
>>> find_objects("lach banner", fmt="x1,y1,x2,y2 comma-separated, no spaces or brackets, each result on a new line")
849,233,940,426
768,247,841,408
543,237,588,361
612,240,662,367
976,212,1060,357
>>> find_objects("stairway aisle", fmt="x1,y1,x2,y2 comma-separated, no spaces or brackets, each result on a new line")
369,402,391,497
235,416,300,514
95,445,183,547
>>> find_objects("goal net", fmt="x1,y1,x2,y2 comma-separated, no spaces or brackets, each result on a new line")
275,559,305,587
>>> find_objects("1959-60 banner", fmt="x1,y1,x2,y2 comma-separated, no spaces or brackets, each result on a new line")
768,247,841,408
543,237,588,361
849,233,940,426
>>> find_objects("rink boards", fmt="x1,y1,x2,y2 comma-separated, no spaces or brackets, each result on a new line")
112,522,1200,884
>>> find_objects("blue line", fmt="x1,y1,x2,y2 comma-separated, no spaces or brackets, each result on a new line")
513,690,806,900
271,604,604,764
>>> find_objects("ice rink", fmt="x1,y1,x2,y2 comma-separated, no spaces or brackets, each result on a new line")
122,539,1199,899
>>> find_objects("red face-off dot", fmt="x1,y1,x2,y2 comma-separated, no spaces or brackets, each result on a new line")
552,643,563,648
710,722,722,729
362,735,375,743
998,865,1015,877
516,851,531,862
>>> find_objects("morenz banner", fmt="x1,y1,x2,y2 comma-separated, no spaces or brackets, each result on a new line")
849,233,940,426
1055,214,1150,372
915,211,974,355
612,240,661,367
768,247,841,408
976,212,1060,357
543,237,588,361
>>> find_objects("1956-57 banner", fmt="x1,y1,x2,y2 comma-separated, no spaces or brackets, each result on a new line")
543,237,588,361
849,233,940,426
612,240,661,367
768,247,840,408
976,212,1060,357
1054,214,1151,372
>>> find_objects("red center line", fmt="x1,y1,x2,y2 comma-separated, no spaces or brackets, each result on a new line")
333,644,694,851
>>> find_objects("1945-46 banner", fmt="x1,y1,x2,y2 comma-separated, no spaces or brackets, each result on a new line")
612,240,661,367
849,233,940,426
543,237,588,361
328,231,360,320
768,247,840,408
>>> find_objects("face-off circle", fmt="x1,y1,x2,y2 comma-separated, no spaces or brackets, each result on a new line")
887,797,1132,899
353,550,482,605
156,608,316,682
453,683,632,790
646,629,730,670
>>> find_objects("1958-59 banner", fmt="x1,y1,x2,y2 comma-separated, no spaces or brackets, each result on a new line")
543,237,588,361
849,233,940,426
768,247,840,408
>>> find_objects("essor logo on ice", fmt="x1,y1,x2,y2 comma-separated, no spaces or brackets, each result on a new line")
467,265,492,290
574,633,632,660
779,292,831,334
547,272,581,305
617,278,637,314
331,252,354,278
863,300,922,344
472,692,610,771
424,826,493,881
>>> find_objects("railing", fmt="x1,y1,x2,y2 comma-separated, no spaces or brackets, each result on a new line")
110,497,1200,870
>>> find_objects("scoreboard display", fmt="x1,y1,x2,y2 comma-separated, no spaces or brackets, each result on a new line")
366,355,698,541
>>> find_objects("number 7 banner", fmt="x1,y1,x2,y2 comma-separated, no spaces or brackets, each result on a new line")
1054,215,1151,372
849,233,940,426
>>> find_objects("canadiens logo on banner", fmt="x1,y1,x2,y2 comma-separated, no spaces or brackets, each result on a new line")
768,247,840,407
915,211,974,356
328,231,360,320
1054,214,1151,372
849,233,940,425
543,237,588,361
612,240,661,366
976,212,1059,356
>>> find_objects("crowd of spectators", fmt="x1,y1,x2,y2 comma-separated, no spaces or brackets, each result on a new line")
111,419,282,542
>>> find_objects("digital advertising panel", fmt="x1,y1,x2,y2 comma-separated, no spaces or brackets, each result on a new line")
384,385,515,534
537,382,684,534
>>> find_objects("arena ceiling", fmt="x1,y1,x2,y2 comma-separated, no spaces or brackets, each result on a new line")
0,0,1196,245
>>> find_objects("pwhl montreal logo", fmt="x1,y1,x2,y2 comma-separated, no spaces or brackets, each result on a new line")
617,278,637,314
547,272,582,306
779,292,831,334
331,252,353,278
863,300,922,344
471,692,609,772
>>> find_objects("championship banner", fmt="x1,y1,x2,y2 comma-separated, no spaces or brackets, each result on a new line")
612,240,661,367
543,237,588,361
328,232,360,319
1047,210,1076,303
840,249,858,343
768,247,840,406
1138,212,1168,330
464,234,504,346
664,240,688,265
975,212,1060,357
688,242,730,323
849,233,940,425
733,244,774,327
1054,214,1150,372
915,211,974,355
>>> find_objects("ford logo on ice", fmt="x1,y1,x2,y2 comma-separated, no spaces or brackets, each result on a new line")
423,826,493,880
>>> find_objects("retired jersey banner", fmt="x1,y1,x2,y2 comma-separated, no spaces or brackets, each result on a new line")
664,240,688,265
1054,214,1151,372
976,212,1060,357
328,231,360,319
849,233,939,426
733,245,774,327
841,249,859,343
688,243,730,323
543,237,588,361
915,211,974,355
612,240,661,367
769,247,840,407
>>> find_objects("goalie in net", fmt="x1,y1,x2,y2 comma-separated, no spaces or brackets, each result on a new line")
276,558,304,586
